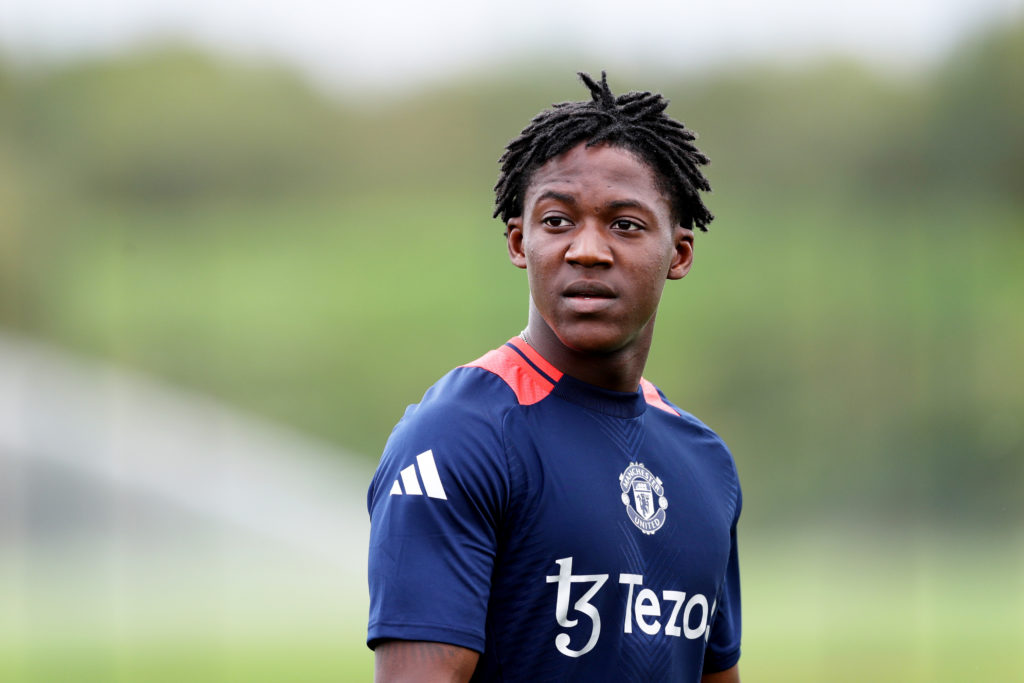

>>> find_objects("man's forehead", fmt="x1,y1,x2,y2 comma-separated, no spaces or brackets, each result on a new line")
523,143,670,210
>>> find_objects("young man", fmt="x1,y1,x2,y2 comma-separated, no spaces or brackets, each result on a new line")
367,72,741,682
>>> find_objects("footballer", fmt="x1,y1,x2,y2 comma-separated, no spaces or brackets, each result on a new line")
367,72,742,682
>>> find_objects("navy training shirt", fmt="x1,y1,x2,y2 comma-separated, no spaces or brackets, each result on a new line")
367,337,741,681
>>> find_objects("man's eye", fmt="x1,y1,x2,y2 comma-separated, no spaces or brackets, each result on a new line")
542,216,570,228
613,219,643,231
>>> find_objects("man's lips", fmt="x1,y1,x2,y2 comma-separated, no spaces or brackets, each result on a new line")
562,281,617,299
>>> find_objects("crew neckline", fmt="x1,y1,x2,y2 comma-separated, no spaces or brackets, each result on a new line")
551,372,647,418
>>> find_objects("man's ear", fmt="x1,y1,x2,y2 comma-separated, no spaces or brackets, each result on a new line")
667,226,694,280
506,217,527,269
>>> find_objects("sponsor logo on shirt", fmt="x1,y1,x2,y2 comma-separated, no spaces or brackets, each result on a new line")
546,556,715,657
388,449,448,499
619,462,667,534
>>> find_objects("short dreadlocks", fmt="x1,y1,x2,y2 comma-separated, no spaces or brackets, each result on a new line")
493,71,714,231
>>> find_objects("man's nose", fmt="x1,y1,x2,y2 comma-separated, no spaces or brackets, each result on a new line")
565,222,613,267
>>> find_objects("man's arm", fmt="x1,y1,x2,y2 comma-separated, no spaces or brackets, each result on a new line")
374,640,479,683
702,664,740,683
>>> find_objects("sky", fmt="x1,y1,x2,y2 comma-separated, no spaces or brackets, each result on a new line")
2,0,1023,92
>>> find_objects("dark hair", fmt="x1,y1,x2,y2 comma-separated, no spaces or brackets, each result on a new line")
493,71,714,231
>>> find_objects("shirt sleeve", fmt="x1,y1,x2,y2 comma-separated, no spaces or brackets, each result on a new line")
366,369,512,653
703,486,742,673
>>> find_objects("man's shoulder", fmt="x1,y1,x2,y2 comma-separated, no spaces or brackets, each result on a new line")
387,340,535,446
372,346,526,502
416,337,561,413
643,378,733,453
413,367,513,419
643,379,742,519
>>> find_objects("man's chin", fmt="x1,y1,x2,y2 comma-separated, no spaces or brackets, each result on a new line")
554,326,632,357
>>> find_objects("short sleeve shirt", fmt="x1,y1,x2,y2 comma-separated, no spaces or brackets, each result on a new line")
367,337,741,681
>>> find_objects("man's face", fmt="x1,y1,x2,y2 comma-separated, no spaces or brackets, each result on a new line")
506,142,694,356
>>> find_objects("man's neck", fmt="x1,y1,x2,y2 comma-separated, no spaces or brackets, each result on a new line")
521,314,654,394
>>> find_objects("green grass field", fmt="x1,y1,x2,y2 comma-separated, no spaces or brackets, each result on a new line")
2,531,1020,682
741,531,1024,682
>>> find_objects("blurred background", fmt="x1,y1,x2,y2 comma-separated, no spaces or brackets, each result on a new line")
1,1,1022,680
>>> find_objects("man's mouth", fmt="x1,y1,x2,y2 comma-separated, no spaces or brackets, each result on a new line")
563,281,617,299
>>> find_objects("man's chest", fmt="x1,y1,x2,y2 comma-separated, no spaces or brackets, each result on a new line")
505,405,733,565
488,406,734,656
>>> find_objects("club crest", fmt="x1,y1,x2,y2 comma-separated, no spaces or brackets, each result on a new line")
619,463,668,535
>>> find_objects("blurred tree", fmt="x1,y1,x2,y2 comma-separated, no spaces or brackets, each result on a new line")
10,48,350,205
927,19,1024,202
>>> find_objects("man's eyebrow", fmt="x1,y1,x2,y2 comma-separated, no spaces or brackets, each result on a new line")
605,199,650,212
534,190,577,206
605,199,665,219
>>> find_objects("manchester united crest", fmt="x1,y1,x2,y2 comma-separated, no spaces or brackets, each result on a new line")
619,463,668,535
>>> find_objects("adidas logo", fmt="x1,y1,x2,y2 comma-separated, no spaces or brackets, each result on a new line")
389,450,448,500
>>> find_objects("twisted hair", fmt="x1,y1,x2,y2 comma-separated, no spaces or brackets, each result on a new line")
493,71,714,231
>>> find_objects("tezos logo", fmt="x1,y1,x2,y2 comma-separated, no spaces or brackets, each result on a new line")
619,462,667,535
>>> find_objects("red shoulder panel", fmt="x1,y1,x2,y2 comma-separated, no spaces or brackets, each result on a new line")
640,378,680,416
506,337,564,382
462,339,560,405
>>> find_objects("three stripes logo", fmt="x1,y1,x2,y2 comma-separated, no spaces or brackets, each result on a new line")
389,450,448,500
